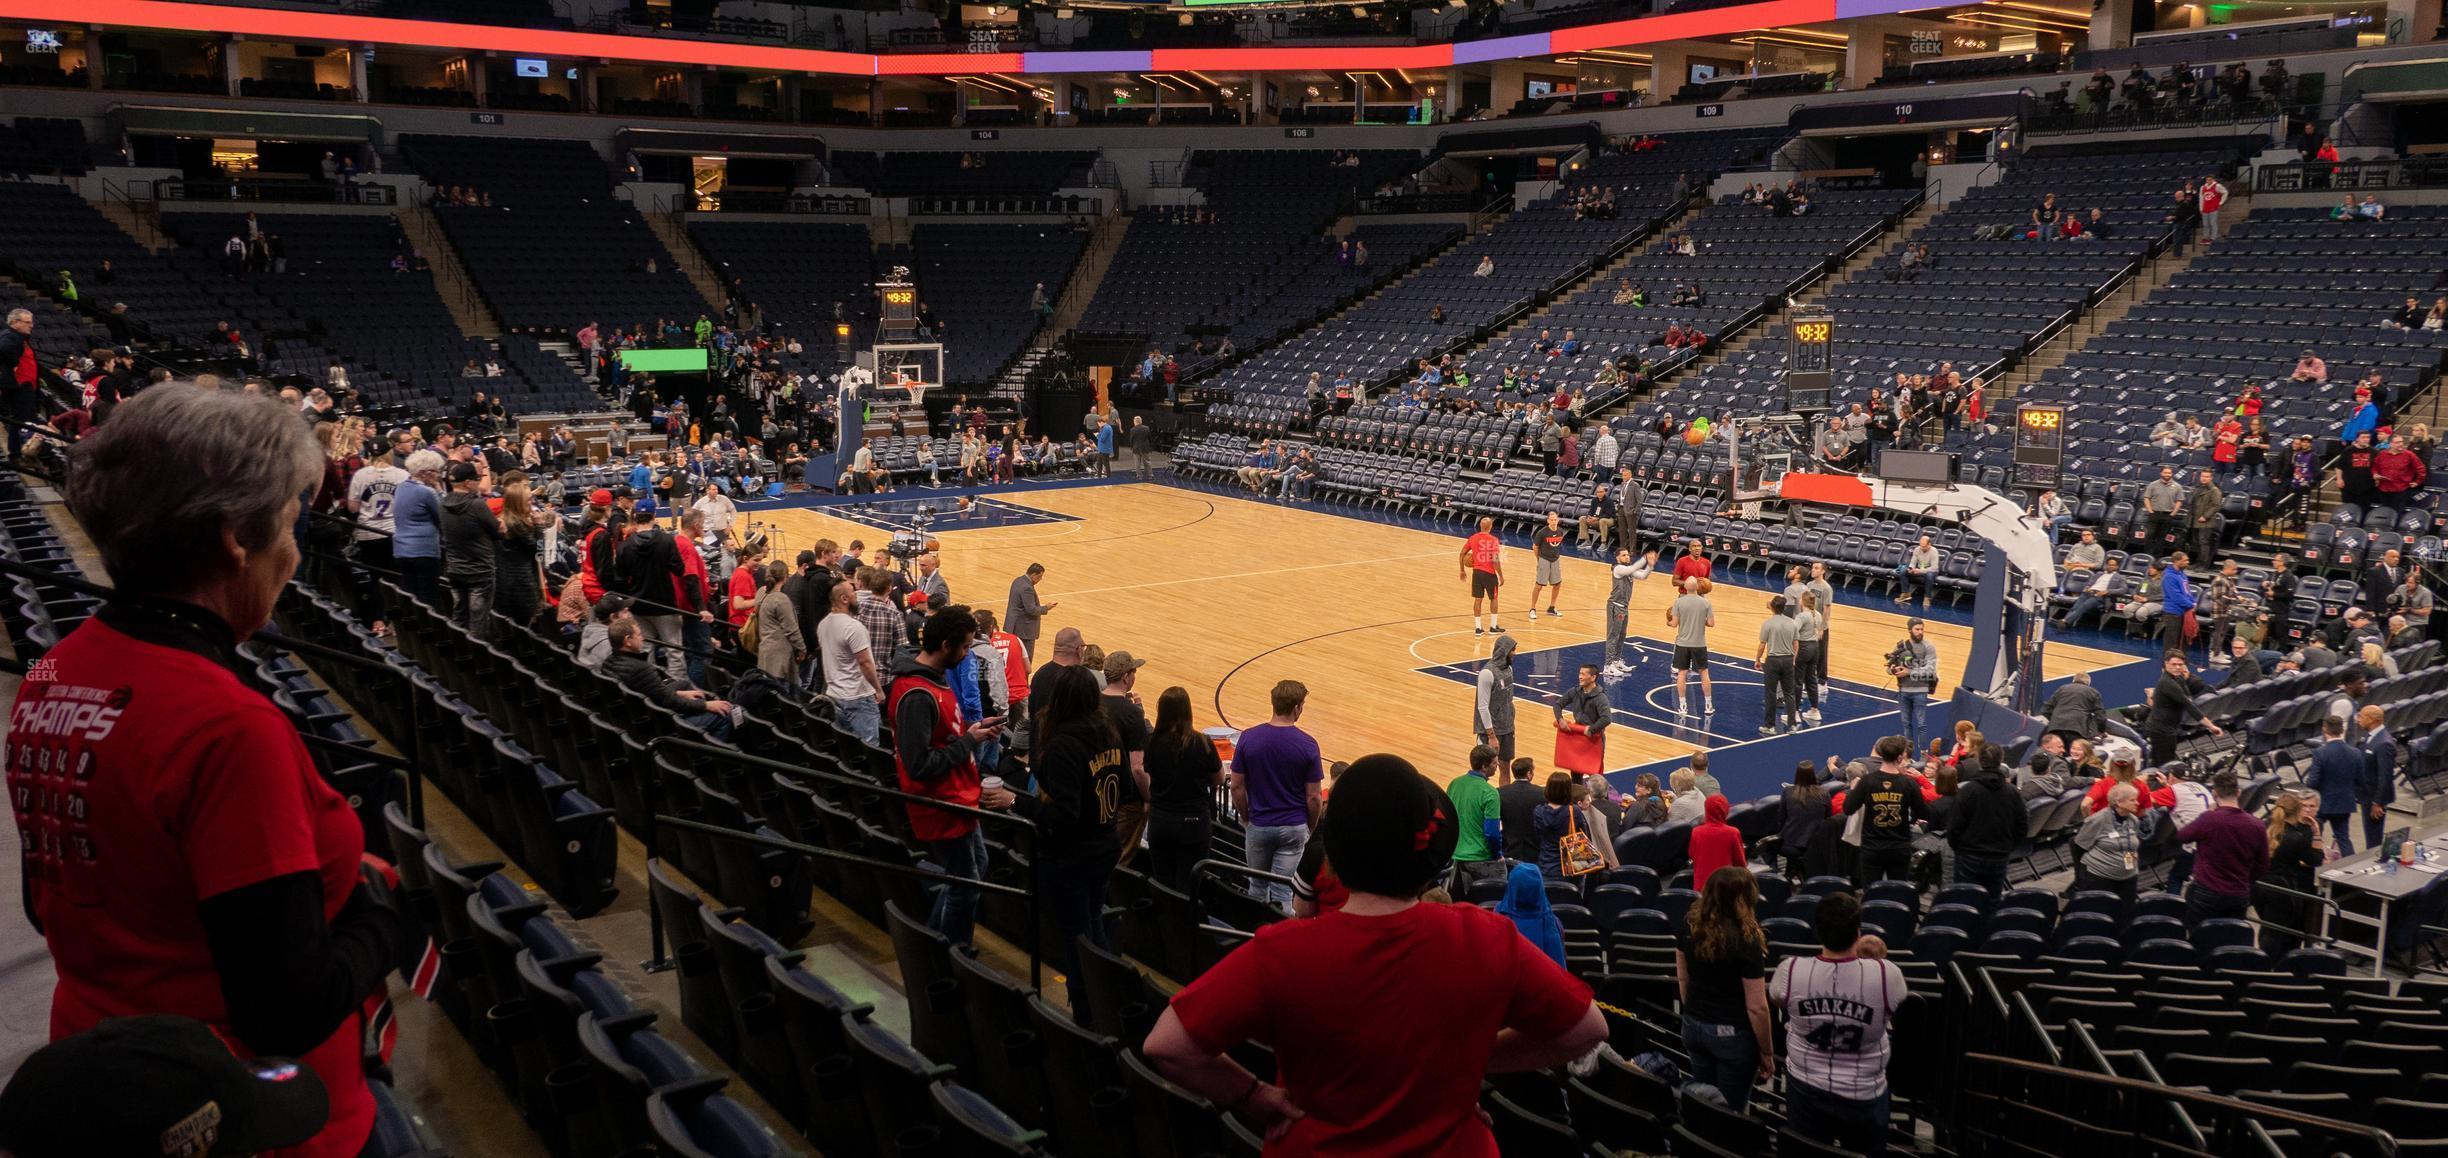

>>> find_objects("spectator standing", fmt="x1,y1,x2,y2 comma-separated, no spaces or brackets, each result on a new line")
437,461,501,635
1781,764,1828,879
1144,687,1224,891
1848,735,1931,883
1446,744,1507,888
2142,651,2220,766
891,606,1012,946
1013,665,1124,1013
1231,680,1324,911
1676,866,1776,1111
2359,704,2397,851
8,388,417,1158
0,308,38,460
2186,470,2223,563
751,561,804,681
2198,174,2227,241
855,566,906,671
1475,633,1518,764
817,582,884,744
2257,790,2324,955
1498,757,1543,864
1004,563,1054,661
1949,743,2021,894
1772,891,1909,1156
1552,663,1611,775
490,472,548,630
1144,756,1603,1154
391,450,446,604
1100,651,1153,866
2071,783,2149,902
2176,772,2267,925
2304,714,2363,855
1531,772,1574,879
1889,618,1938,750
2141,466,2184,547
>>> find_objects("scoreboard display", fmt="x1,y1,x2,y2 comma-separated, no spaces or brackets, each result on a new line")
2012,404,2066,492
879,282,917,336
1784,313,1833,412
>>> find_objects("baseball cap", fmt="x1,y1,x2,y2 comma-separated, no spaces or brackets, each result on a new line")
1102,650,1150,680
906,590,929,609
446,461,480,483
588,487,614,506
2110,751,2138,768
634,497,657,518
0,1014,330,1158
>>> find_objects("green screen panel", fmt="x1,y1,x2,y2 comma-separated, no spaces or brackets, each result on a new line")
618,348,710,373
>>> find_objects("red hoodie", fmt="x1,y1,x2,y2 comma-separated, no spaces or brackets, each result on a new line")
1688,794,1745,887
2376,446,2428,495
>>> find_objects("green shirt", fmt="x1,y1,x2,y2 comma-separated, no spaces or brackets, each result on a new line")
1446,770,1502,863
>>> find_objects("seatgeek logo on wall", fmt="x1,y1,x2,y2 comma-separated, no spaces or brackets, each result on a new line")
0,0,1937,78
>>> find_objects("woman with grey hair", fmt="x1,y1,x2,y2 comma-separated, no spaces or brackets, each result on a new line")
390,448,447,603
2070,781,2151,903
8,385,416,1158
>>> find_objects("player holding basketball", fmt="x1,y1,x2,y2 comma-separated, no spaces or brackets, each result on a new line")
1666,575,1716,716
1462,516,1506,636
1602,547,1660,677
1529,511,1567,621
1672,538,1714,590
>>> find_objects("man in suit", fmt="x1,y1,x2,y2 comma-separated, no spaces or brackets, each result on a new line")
2364,548,2407,611
1005,562,1056,661
1613,466,1646,555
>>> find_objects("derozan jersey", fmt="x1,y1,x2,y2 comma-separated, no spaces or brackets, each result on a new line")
347,462,409,541
1769,954,1909,1100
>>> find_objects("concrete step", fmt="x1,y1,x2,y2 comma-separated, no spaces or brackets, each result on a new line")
398,206,500,339
644,211,730,312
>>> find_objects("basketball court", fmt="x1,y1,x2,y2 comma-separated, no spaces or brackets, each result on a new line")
749,478,2160,799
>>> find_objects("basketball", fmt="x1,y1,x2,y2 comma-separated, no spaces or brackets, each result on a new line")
1697,578,1714,594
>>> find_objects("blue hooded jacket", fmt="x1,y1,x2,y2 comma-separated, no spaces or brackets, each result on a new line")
1494,863,1567,968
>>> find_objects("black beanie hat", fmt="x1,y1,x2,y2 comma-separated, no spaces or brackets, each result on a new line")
1322,754,1458,896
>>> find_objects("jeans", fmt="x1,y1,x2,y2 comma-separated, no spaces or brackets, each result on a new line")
831,694,881,746
2059,594,2105,628
924,828,988,947
2046,514,2074,543
681,614,711,690
2165,848,2196,894
1146,809,1211,892
638,614,687,684
1679,1016,1760,1112
2322,813,2356,857
679,705,737,743
1952,852,2006,896
1245,823,1309,910
2201,208,2221,241
448,580,492,638
1898,692,1931,750
1786,1080,1890,1157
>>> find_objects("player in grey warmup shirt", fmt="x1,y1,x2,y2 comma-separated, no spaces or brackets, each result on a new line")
1794,591,1826,724
1602,548,1659,676
1783,566,1811,618
1807,562,1837,689
1757,595,1803,735
1666,576,1716,715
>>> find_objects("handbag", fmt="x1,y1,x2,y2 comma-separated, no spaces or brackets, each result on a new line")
1559,809,1607,877
738,609,761,653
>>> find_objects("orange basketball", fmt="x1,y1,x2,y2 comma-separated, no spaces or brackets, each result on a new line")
1682,425,1707,446
1698,578,1714,594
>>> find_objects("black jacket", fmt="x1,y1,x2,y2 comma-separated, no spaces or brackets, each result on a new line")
438,490,501,582
1948,763,2023,859
615,527,684,610
2039,682,2107,737
782,567,835,653
603,648,693,714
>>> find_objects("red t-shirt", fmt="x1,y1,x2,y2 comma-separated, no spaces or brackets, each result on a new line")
676,534,710,615
1169,902,1592,1156
1465,532,1503,574
1673,556,1713,584
726,563,759,628
9,617,374,1158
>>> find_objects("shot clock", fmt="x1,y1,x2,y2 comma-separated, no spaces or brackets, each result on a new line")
1784,313,1833,413
879,281,917,337
2012,404,2066,492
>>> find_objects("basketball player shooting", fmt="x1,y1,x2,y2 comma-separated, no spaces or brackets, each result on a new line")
1462,517,1505,637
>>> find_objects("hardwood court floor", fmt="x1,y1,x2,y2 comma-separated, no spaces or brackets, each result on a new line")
760,484,2139,775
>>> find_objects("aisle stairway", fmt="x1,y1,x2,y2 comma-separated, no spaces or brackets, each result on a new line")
399,205,501,339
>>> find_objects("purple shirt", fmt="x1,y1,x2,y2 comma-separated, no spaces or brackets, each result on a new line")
2175,805,2269,897
1236,722,1322,828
